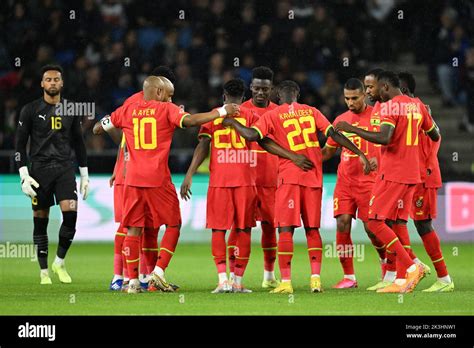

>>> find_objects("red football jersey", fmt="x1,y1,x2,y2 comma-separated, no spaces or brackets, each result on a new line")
241,99,279,187
414,98,442,188
198,107,259,187
378,95,435,184
113,134,127,185
110,99,189,187
326,105,381,184
252,102,333,188
124,91,144,106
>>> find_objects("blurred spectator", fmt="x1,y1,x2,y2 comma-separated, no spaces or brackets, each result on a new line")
0,0,471,175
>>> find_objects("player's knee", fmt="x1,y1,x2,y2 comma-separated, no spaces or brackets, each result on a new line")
367,219,381,231
385,219,395,228
33,210,49,219
33,217,49,236
395,219,407,225
61,211,77,229
414,220,433,236
336,215,351,232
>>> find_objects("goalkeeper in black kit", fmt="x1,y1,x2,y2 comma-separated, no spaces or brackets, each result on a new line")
14,65,89,285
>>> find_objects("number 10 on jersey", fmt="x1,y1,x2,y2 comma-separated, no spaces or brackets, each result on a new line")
133,117,157,149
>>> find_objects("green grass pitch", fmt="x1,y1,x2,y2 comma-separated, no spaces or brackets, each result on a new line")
0,242,472,315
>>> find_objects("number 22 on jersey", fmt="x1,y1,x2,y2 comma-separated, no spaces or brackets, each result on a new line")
284,116,319,151
133,117,157,149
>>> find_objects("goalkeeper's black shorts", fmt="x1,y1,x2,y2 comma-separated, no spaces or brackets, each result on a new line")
29,162,77,211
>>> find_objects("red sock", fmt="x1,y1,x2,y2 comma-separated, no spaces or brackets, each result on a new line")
123,235,140,280
386,250,397,272
142,227,159,274
114,224,126,275
212,230,227,274
421,230,448,278
367,220,414,278
235,231,251,277
139,233,147,275
227,228,237,274
307,229,323,275
261,223,277,272
336,230,353,275
278,231,294,281
367,232,387,260
156,226,180,271
392,223,417,260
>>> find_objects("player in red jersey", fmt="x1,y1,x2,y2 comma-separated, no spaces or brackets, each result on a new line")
399,71,454,292
108,134,129,290
226,67,280,289
94,76,240,293
223,80,371,294
336,71,441,293
181,79,313,293
321,78,382,289
108,68,176,292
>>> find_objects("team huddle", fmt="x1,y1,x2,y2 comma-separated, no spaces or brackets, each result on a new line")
16,64,454,295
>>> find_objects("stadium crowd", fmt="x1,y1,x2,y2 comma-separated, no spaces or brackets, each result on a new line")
0,0,472,168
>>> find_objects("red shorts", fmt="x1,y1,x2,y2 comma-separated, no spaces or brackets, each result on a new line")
122,182,181,229
368,176,415,221
411,184,438,220
255,186,276,223
206,186,257,230
113,183,124,223
333,181,374,222
274,184,322,228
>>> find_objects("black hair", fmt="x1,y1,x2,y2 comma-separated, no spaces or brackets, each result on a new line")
223,78,245,97
377,70,400,88
365,68,385,80
151,65,176,84
344,78,365,92
252,66,274,82
41,64,63,77
398,71,416,94
278,80,300,95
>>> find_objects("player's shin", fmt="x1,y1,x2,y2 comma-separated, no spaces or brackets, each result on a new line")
421,230,450,281
336,230,354,279
123,234,141,282
142,228,159,275
156,225,179,275
277,230,294,281
113,225,126,279
261,222,277,277
234,230,251,287
367,220,415,278
56,211,77,262
392,223,417,261
227,228,237,280
306,228,323,277
212,230,227,282
33,217,49,270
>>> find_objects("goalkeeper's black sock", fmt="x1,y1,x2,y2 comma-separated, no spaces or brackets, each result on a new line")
33,217,49,269
57,211,77,259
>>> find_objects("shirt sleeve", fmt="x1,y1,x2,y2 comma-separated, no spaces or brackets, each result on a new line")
14,104,32,168
380,105,397,128
110,105,125,128
167,103,191,129
314,108,333,137
325,115,340,148
420,103,435,132
198,121,213,139
252,110,273,139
